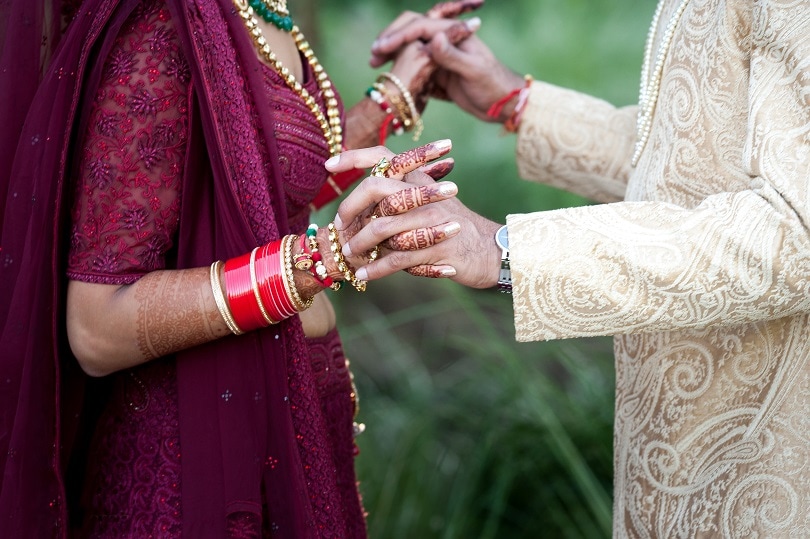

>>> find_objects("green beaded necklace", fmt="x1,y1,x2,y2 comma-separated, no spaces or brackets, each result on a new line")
248,0,293,32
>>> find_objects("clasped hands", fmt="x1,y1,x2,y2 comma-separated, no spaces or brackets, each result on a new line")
327,139,500,290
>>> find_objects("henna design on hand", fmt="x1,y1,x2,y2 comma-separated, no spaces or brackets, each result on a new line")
375,183,452,217
422,160,455,180
427,0,484,18
405,265,447,278
388,140,452,176
385,223,453,251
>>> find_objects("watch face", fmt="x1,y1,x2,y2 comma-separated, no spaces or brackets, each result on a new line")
496,225,509,251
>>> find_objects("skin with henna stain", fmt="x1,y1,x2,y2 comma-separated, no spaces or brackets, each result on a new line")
426,0,484,18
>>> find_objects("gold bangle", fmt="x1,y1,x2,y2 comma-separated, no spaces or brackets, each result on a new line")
327,222,366,292
378,72,423,140
249,246,277,325
210,260,244,335
282,235,314,311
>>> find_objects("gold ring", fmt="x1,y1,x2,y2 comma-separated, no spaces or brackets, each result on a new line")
368,245,381,263
370,157,392,177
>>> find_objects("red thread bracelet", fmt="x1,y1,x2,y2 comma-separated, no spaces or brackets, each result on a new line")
487,75,533,132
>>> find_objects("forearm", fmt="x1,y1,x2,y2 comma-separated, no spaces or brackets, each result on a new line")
67,267,224,376
67,230,346,377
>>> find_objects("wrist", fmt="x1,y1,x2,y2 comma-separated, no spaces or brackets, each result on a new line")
494,224,512,293
486,75,533,132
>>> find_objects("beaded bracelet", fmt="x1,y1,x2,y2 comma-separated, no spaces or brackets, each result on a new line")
366,85,404,142
377,72,423,141
305,224,340,290
372,81,409,130
328,222,366,292
281,234,314,312
210,260,244,335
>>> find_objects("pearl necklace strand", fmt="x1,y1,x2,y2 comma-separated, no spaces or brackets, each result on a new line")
631,0,690,166
233,0,343,157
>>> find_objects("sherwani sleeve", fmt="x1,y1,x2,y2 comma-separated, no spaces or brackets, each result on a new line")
507,2,810,343
515,81,638,203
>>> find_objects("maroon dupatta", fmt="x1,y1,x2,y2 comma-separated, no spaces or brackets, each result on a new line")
1,0,355,536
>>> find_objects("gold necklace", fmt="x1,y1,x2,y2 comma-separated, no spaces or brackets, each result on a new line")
632,0,690,166
233,0,343,157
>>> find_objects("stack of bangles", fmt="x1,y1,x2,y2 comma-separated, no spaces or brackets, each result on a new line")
209,224,366,335
310,72,423,210
366,72,423,144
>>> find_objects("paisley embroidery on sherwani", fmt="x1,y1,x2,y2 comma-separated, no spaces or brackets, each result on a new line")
508,0,810,536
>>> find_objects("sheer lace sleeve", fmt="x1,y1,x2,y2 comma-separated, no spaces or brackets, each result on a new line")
67,1,191,285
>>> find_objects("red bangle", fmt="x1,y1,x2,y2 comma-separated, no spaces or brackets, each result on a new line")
256,242,296,321
310,154,366,210
487,75,533,132
224,251,267,332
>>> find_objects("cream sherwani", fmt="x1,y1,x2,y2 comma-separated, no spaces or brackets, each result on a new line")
508,0,810,536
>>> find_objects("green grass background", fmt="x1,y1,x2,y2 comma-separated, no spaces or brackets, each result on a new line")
310,1,657,537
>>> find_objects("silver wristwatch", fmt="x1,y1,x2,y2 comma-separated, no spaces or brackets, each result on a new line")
495,225,511,293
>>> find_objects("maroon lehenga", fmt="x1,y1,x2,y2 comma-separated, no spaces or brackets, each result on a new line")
1,0,366,537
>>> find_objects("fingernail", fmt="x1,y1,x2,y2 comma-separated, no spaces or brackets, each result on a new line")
333,213,343,229
441,267,457,277
341,242,352,257
433,139,452,153
443,222,461,236
356,267,368,281
438,182,457,196
372,40,380,50
466,17,481,31
325,155,340,169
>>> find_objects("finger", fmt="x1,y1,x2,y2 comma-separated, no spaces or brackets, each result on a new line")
354,251,455,281
383,221,461,251
334,175,416,232
445,17,479,45
325,145,393,174
405,265,457,278
370,18,478,68
324,139,451,176
426,0,484,18
371,17,477,64
421,158,454,181
374,182,458,218
426,31,481,75
387,139,452,177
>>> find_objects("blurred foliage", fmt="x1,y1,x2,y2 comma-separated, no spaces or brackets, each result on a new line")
309,1,656,537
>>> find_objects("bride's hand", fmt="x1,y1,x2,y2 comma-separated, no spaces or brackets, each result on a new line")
329,141,501,288
326,140,461,278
